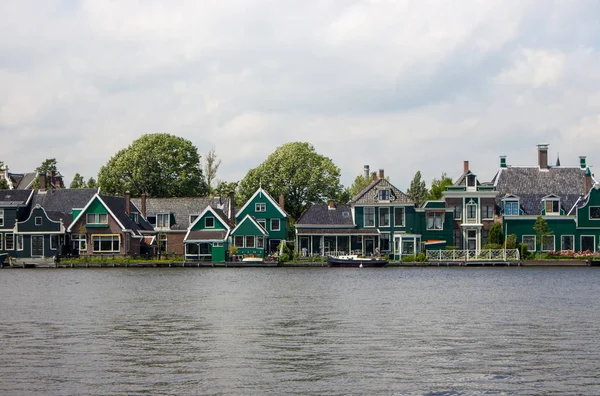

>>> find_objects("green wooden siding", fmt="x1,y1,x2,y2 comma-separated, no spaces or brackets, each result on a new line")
236,191,287,240
231,217,267,258
190,211,227,231
17,207,62,233
577,187,600,229
86,198,108,215
211,243,227,262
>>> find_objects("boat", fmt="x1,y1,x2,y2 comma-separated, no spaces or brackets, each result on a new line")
327,255,388,268
0,253,9,267
242,254,264,263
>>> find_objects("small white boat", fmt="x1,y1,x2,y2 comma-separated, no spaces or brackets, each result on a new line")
242,255,264,263
327,254,388,268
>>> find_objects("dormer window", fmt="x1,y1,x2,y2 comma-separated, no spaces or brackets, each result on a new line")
504,201,519,216
467,175,476,187
189,214,199,224
544,199,560,215
378,189,390,201
156,213,170,228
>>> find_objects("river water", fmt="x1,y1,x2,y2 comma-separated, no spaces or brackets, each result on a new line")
1,267,599,395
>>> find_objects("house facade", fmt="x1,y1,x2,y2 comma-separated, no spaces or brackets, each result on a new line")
0,190,34,259
184,206,233,261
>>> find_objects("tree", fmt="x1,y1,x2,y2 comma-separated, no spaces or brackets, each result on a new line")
427,173,453,200
487,222,504,246
70,173,86,189
348,174,372,199
98,133,208,197
237,142,343,220
533,216,552,259
87,177,98,189
406,171,428,206
0,162,7,189
203,147,222,195
33,158,65,188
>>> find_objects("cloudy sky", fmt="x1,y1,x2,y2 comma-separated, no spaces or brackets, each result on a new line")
1,0,600,190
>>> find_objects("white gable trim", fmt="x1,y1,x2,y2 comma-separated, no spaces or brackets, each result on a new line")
16,204,64,233
184,206,231,240
67,194,127,232
236,187,288,219
231,214,268,236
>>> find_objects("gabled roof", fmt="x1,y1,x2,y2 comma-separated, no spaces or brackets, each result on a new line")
236,187,288,218
453,170,480,187
31,188,98,227
351,178,413,205
296,204,355,227
131,196,233,231
185,205,233,242
0,189,34,206
493,166,589,215
7,172,37,189
231,214,269,236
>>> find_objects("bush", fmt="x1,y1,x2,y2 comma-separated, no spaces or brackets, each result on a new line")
446,246,459,250
482,243,503,249
416,252,427,262
505,234,517,249
402,252,427,262
488,223,504,245
518,243,532,259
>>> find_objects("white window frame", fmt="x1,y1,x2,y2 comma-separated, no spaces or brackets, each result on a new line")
452,205,462,220
156,213,170,228
255,203,266,212
589,207,600,220
257,219,266,230
544,199,560,215
234,236,244,247
0,209,4,227
257,236,264,248
580,235,596,252
561,235,574,251
158,233,168,253
379,207,390,227
205,217,215,228
5,233,14,250
426,212,444,230
523,235,536,251
245,235,255,248
16,234,23,251
271,218,280,232
364,207,375,227
0,233,3,249
541,235,555,252
378,189,390,201
131,212,139,223
466,202,478,223
50,235,58,251
87,213,108,225
394,207,405,227
504,201,519,216
481,205,494,220
92,235,120,253
189,214,199,224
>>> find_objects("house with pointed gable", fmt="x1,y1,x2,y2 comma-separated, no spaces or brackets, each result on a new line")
0,190,34,258
493,144,598,252
230,215,269,259
67,192,154,256
184,205,234,261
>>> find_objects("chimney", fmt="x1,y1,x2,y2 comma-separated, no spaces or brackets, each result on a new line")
500,156,507,168
371,172,377,181
463,161,469,173
39,172,47,190
328,200,335,210
580,156,587,169
125,191,131,215
279,194,285,210
363,165,370,180
379,169,385,179
141,193,147,218
537,144,549,170
585,168,593,194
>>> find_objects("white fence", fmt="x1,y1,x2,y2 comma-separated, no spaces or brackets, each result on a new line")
426,249,520,262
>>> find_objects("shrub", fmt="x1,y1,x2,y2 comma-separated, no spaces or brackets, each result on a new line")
482,243,503,250
416,252,427,262
488,223,504,245
505,234,517,249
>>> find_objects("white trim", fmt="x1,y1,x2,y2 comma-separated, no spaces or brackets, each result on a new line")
541,235,555,252
589,206,600,220
0,208,3,227
364,207,376,227
255,202,266,212
270,218,281,232
231,214,269,236
4,232,15,250
16,234,23,251
16,205,64,233
561,235,574,251
205,216,215,228
67,194,127,232
580,235,596,252
522,235,536,251
393,206,405,227
184,206,232,241
30,235,44,257
379,207,390,227
91,234,121,253
236,187,288,219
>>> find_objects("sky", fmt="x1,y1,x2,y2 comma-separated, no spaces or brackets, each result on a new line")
1,0,600,191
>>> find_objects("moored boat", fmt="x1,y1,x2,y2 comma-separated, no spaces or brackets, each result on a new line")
327,255,388,268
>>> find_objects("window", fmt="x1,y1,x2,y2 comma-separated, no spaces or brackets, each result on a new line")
590,207,600,219
394,207,405,227
561,235,574,251
245,235,255,248
452,205,462,220
130,213,139,223
467,175,476,187
147,216,156,226
466,203,477,223
342,211,350,218
205,217,215,228
482,230,489,246
504,202,519,216
92,235,120,252
380,233,390,251
581,235,595,252
379,208,390,227
364,207,375,227
35,217,42,226
545,200,560,215
378,189,390,201
257,237,264,248
0,209,3,226
50,235,58,250
158,234,167,253
481,205,494,219
71,234,87,253
16,235,23,251
5,233,14,250
156,213,170,228
523,235,536,251
271,218,280,231
453,229,463,248
257,219,266,230
87,213,108,225
213,242,223,247
189,215,199,224
0,234,3,249
255,203,266,212
542,235,555,251
234,236,244,247
426,212,444,230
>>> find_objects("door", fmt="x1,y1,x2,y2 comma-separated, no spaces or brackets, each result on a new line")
467,229,477,250
364,237,375,255
31,236,44,257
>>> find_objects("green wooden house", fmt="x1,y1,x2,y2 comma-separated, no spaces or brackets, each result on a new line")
230,214,269,259
184,206,234,262
235,187,288,255
0,190,34,259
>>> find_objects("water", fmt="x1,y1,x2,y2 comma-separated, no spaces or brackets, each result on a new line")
1,267,600,395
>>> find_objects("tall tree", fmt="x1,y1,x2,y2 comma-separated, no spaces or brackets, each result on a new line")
237,142,343,220
406,171,428,206
348,174,372,199
533,216,552,258
98,133,208,197
70,173,86,189
0,162,7,189
87,177,98,189
487,222,504,246
203,147,222,195
33,158,65,188
427,173,453,200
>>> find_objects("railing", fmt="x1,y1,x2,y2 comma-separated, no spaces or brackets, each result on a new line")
426,249,520,262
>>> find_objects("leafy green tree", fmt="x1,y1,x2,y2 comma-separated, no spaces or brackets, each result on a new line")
0,162,7,189
33,158,65,188
348,174,372,199
427,173,453,200
214,180,238,200
70,173,86,189
488,223,504,245
237,142,343,220
406,171,428,206
533,216,552,258
98,133,208,197
203,147,222,194
87,177,98,189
